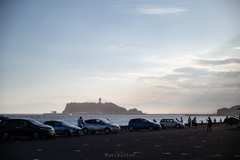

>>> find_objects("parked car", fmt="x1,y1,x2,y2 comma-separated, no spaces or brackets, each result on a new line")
82,118,121,134
0,118,55,140
44,120,81,137
128,118,161,131
160,119,185,129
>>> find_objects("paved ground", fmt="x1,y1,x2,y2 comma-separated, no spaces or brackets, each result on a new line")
1,125,240,160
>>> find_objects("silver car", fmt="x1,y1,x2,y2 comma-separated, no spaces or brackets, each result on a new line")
44,120,81,137
82,118,121,134
160,119,185,129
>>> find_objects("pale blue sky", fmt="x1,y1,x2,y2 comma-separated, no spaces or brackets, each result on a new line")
0,0,240,114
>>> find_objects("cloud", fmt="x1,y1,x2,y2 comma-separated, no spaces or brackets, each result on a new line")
193,58,240,66
133,66,240,92
173,67,210,75
233,47,240,49
124,5,186,15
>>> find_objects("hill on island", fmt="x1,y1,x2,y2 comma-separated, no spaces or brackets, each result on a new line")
62,101,143,115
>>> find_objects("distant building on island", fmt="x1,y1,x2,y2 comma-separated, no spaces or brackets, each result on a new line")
62,98,144,115
217,105,240,116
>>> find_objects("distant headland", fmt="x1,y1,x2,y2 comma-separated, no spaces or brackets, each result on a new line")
44,98,144,115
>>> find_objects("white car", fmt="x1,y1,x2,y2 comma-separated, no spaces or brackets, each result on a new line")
160,119,185,129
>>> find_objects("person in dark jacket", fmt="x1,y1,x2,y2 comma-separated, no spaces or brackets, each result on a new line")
206,117,212,132
224,116,229,127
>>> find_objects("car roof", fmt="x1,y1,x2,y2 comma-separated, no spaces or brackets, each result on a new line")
3,118,37,121
44,120,65,122
85,118,107,121
130,118,146,120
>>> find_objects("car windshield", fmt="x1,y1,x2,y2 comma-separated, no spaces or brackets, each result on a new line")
100,119,112,124
61,121,71,126
30,120,44,126
145,119,154,123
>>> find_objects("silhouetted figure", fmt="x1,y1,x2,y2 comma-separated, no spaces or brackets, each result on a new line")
176,118,180,122
181,117,183,123
201,120,203,126
78,116,84,128
192,117,197,131
214,118,216,126
229,117,233,127
224,116,229,127
220,118,222,123
153,119,157,122
206,117,212,132
188,116,191,127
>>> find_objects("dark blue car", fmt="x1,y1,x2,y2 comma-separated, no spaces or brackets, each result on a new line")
128,118,161,131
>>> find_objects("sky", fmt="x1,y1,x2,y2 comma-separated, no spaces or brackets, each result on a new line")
0,0,240,114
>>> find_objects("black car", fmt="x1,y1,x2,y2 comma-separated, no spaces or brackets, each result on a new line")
0,118,55,140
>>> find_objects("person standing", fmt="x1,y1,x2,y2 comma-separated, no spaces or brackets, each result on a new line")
214,118,216,126
229,117,233,127
78,116,84,128
193,117,197,131
224,116,229,127
181,117,183,123
206,117,213,132
188,116,191,127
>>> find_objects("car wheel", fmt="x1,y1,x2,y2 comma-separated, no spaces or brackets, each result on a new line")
32,131,41,140
129,126,134,131
149,126,154,131
161,125,166,129
175,124,180,129
105,128,111,134
83,128,88,134
2,131,10,140
64,130,70,137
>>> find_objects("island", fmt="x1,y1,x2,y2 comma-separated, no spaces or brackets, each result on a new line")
61,98,144,115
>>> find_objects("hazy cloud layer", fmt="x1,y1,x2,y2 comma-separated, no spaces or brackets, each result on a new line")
135,66,240,92
193,58,240,66
132,6,186,15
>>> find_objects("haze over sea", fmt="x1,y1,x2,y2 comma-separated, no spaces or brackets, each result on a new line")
4,114,226,126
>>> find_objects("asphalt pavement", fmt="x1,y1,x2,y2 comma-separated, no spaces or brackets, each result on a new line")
1,124,240,160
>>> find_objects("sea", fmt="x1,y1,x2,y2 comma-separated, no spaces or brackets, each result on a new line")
2,114,227,126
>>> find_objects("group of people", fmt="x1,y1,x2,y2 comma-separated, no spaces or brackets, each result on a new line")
224,116,234,127
186,116,220,132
